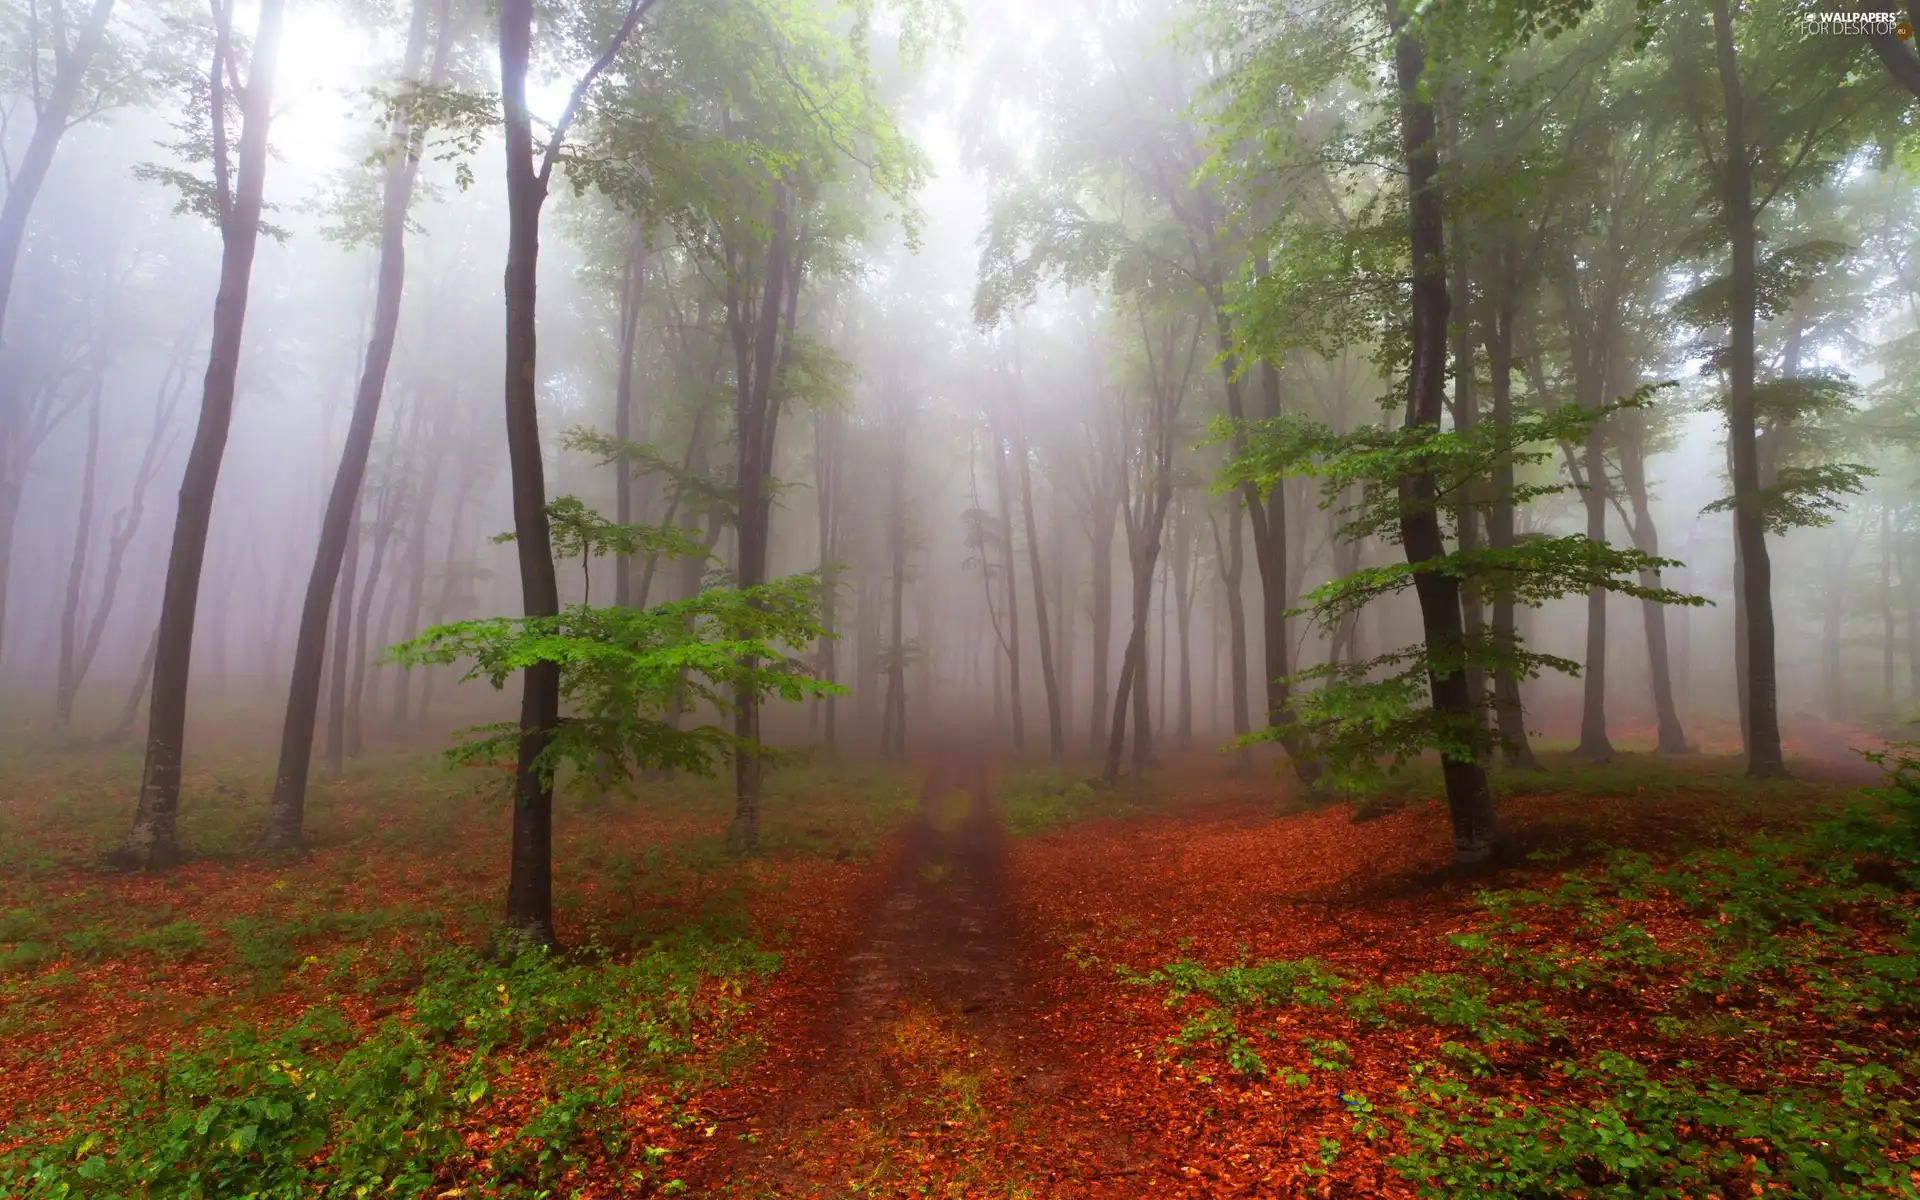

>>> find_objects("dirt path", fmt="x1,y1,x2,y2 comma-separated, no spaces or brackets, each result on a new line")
705,753,1147,1199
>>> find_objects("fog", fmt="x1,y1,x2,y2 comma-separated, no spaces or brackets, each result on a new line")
1,0,1914,835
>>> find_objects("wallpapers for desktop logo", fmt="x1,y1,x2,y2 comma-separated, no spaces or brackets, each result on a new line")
1800,9,1915,37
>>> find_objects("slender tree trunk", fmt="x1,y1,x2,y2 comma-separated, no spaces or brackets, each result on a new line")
727,189,796,854
1907,534,1920,704
265,0,442,852
1619,422,1689,752
55,385,102,730
112,624,161,743
1883,505,1896,708
1712,0,1787,777
496,0,564,944
119,0,288,869
814,405,840,749
1821,531,1856,721
989,409,1026,751
326,508,360,773
1087,479,1116,753
882,421,909,755
1390,0,1506,864
1009,397,1062,759
346,473,400,760
0,0,119,670
1482,264,1541,769
1576,424,1614,760
1212,505,1252,766
391,431,442,732
56,361,180,729
613,224,647,608
1174,505,1194,746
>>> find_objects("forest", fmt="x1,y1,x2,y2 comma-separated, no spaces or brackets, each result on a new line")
0,0,1918,1192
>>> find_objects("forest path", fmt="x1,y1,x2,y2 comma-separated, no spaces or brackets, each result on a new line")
704,752,1148,1198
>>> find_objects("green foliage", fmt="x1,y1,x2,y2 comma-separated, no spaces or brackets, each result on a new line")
1218,384,1706,789
0,933,780,1198
1391,1052,1918,1199
490,493,709,604
386,574,843,795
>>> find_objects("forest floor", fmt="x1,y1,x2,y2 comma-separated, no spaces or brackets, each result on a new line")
1,716,1918,1197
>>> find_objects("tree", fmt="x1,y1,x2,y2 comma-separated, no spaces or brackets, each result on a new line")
117,0,290,868
264,0,457,855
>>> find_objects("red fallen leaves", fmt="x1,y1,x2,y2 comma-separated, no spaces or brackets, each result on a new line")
1002,782,1917,1198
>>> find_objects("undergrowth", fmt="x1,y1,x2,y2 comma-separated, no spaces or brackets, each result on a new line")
0,928,777,1198
1119,744,1920,1198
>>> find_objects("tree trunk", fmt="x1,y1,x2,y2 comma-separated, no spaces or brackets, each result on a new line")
391,431,442,732
1619,417,1689,752
1821,530,1856,721
613,223,647,608
1389,0,1507,865
496,0,564,945
1010,397,1062,759
55,358,180,730
727,188,796,855
1173,504,1195,746
0,0,120,670
55,384,102,731
119,0,288,869
1087,475,1116,752
1481,257,1541,769
882,420,909,755
1883,505,1896,708
1712,0,1787,778
326,504,360,770
989,407,1026,752
265,0,443,852
1212,504,1252,766
814,405,840,749
1210,280,1319,787
346,470,401,760
1575,424,1614,760
112,624,161,743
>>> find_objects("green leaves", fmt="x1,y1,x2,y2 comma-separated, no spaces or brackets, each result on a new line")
386,574,843,795
1217,380,1704,788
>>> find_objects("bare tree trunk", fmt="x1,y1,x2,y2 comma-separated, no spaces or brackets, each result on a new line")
613,223,647,608
326,508,360,774
0,0,120,668
346,465,401,760
1009,395,1062,760
55,383,102,731
1389,0,1505,864
1619,420,1689,752
814,404,841,749
1575,425,1614,761
119,0,288,869
989,406,1026,751
881,419,909,755
55,356,182,729
1482,256,1541,769
265,0,444,852
112,624,161,743
1173,503,1195,746
391,430,443,732
1821,529,1857,721
1087,474,1116,752
1712,0,1787,777
1883,505,1897,708
727,188,797,854
1210,505,1252,766
1907,533,1920,705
